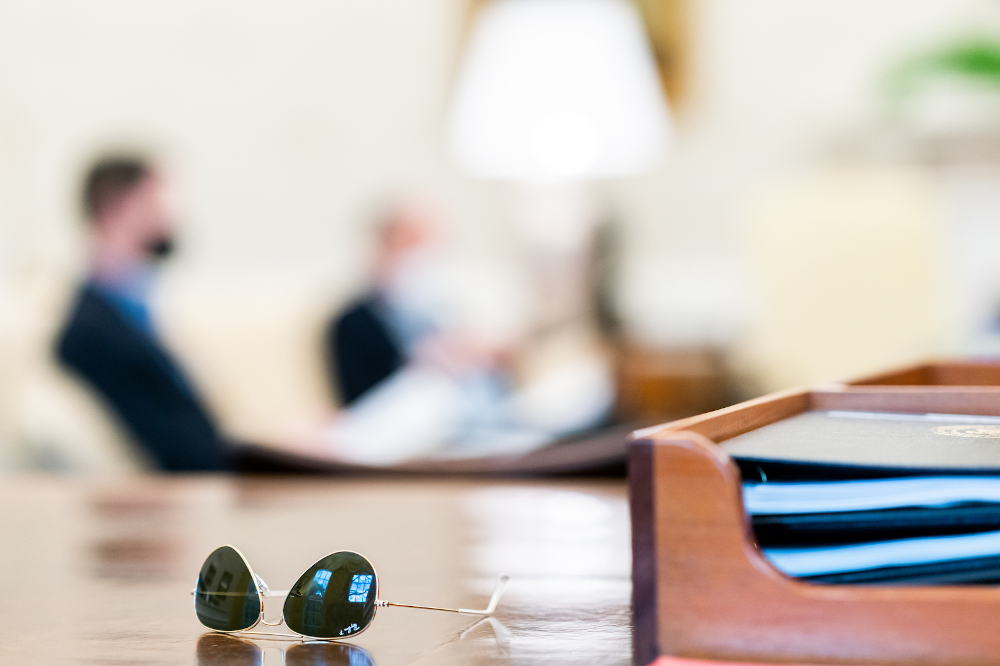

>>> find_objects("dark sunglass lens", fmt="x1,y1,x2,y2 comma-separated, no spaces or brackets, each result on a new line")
194,546,262,632
283,552,378,639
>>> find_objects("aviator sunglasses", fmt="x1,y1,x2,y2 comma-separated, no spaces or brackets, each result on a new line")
193,546,508,640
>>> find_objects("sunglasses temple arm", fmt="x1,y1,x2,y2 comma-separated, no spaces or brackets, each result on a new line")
377,575,509,616
190,589,291,597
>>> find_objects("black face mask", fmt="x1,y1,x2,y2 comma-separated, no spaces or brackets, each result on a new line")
145,235,176,261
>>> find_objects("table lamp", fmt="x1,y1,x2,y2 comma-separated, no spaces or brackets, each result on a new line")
447,0,672,326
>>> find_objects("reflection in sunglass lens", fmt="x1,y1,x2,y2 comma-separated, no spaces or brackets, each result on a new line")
285,642,377,666
194,546,262,632
283,551,378,639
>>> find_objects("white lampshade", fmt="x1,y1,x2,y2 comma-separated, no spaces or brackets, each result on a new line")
447,0,672,183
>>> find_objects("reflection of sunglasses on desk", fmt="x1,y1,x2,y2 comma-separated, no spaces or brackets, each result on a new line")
195,633,376,666
192,546,509,640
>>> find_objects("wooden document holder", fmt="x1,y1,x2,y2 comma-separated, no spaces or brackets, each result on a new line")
630,387,1000,666
844,360,1000,389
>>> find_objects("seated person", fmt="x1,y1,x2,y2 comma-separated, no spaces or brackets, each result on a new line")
55,156,229,471
318,200,615,465
325,204,434,405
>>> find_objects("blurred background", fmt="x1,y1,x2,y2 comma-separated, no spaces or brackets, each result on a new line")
4,0,1000,472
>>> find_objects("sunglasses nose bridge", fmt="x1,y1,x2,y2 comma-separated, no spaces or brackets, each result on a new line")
253,574,288,626
259,598,286,626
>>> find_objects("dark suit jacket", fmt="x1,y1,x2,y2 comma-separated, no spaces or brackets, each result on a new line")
326,296,404,405
56,284,228,471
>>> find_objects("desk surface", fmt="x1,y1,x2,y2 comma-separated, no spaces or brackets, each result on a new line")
0,475,630,665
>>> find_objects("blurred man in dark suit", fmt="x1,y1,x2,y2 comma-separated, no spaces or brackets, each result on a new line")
56,156,228,471
326,203,439,405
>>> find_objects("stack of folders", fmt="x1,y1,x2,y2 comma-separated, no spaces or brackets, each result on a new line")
721,410,1000,584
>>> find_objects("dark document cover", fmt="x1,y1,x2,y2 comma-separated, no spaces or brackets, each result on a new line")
723,410,1000,481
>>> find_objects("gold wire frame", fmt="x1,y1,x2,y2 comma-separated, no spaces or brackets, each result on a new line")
192,544,508,642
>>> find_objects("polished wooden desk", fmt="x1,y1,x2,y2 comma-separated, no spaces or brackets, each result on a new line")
0,475,629,665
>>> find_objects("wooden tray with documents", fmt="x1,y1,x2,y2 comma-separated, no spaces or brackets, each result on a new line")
630,387,1000,666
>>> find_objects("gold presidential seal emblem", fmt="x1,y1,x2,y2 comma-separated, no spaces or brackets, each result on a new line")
933,425,1000,439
